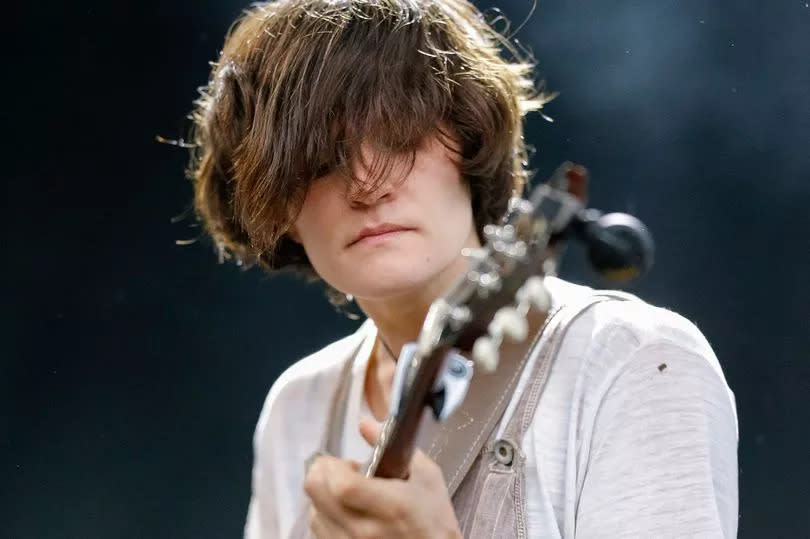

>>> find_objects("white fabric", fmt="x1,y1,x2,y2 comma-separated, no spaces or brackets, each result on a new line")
245,277,739,538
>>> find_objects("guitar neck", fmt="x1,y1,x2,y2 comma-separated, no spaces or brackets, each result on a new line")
364,257,553,479
365,345,449,479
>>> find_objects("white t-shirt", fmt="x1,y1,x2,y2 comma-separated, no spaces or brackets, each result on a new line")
245,277,739,538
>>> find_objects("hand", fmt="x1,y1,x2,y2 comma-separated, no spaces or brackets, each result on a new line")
304,418,462,539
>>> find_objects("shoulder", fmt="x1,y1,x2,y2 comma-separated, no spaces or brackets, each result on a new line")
253,320,374,447
539,280,739,538
545,277,737,431
547,276,720,369
545,277,736,424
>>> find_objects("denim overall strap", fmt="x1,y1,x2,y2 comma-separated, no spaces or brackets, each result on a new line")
288,348,358,538
452,293,631,538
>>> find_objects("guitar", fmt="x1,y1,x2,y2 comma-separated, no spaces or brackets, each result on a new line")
364,162,654,480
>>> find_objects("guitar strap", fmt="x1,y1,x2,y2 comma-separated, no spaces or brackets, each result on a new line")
416,291,634,497
290,291,635,536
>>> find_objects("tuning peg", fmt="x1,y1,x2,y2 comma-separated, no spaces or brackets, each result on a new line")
507,196,534,216
448,305,472,331
483,224,515,242
461,247,488,261
489,307,529,341
472,335,499,372
516,276,551,312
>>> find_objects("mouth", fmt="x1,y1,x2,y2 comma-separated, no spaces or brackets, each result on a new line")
348,224,414,247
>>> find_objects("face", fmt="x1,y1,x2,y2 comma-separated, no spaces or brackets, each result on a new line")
290,135,480,302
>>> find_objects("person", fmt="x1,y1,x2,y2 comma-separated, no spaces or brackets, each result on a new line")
185,0,739,537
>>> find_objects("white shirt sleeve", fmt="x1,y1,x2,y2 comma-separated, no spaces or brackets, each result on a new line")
574,341,739,538
244,379,287,539
243,367,328,539
243,333,361,539
244,489,275,539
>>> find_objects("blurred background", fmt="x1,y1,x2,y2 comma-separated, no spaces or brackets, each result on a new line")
4,0,809,536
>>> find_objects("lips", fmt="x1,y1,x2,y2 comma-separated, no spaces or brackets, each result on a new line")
348,223,413,246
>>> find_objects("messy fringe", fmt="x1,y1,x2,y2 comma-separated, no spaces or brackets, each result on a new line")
185,0,553,277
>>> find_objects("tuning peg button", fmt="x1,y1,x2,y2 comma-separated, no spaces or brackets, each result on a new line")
517,276,551,312
490,307,528,341
461,247,488,261
473,336,499,372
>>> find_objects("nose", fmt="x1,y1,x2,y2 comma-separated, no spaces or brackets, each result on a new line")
346,175,395,208
345,154,406,208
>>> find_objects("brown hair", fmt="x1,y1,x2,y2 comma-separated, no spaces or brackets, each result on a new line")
186,0,552,276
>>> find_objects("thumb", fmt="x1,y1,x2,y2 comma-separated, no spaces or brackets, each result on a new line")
358,417,383,447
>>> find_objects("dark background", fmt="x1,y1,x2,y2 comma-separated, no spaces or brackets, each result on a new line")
4,0,809,537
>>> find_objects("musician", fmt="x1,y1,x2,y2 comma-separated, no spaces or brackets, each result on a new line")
186,0,739,537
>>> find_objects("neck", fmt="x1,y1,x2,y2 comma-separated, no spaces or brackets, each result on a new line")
354,249,472,359
356,286,434,359
354,237,478,420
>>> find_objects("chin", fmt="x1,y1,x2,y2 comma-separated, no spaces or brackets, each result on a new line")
349,278,425,301
343,267,438,301
330,245,467,301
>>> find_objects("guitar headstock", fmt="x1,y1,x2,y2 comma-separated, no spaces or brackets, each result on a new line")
417,162,591,372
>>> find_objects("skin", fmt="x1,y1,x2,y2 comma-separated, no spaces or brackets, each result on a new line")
289,132,475,537
304,419,461,539
289,133,481,417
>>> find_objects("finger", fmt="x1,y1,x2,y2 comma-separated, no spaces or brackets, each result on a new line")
305,456,367,528
336,472,409,519
335,443,443,514
309,507,350,539
409,448,439,473
408,448,446,489
359,417,382,447
312,512,383,539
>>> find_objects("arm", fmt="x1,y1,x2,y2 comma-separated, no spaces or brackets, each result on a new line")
244,488,276,539
575,342,738,537
244,372,319,539
244,389,286,539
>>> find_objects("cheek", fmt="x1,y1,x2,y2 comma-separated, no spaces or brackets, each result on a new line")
296,222,342,284
295,212,332,259
435,178,475,228
294,183,340,244
293,194,349,280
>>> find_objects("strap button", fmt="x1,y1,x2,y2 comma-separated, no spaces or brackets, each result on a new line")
493,439,515,466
